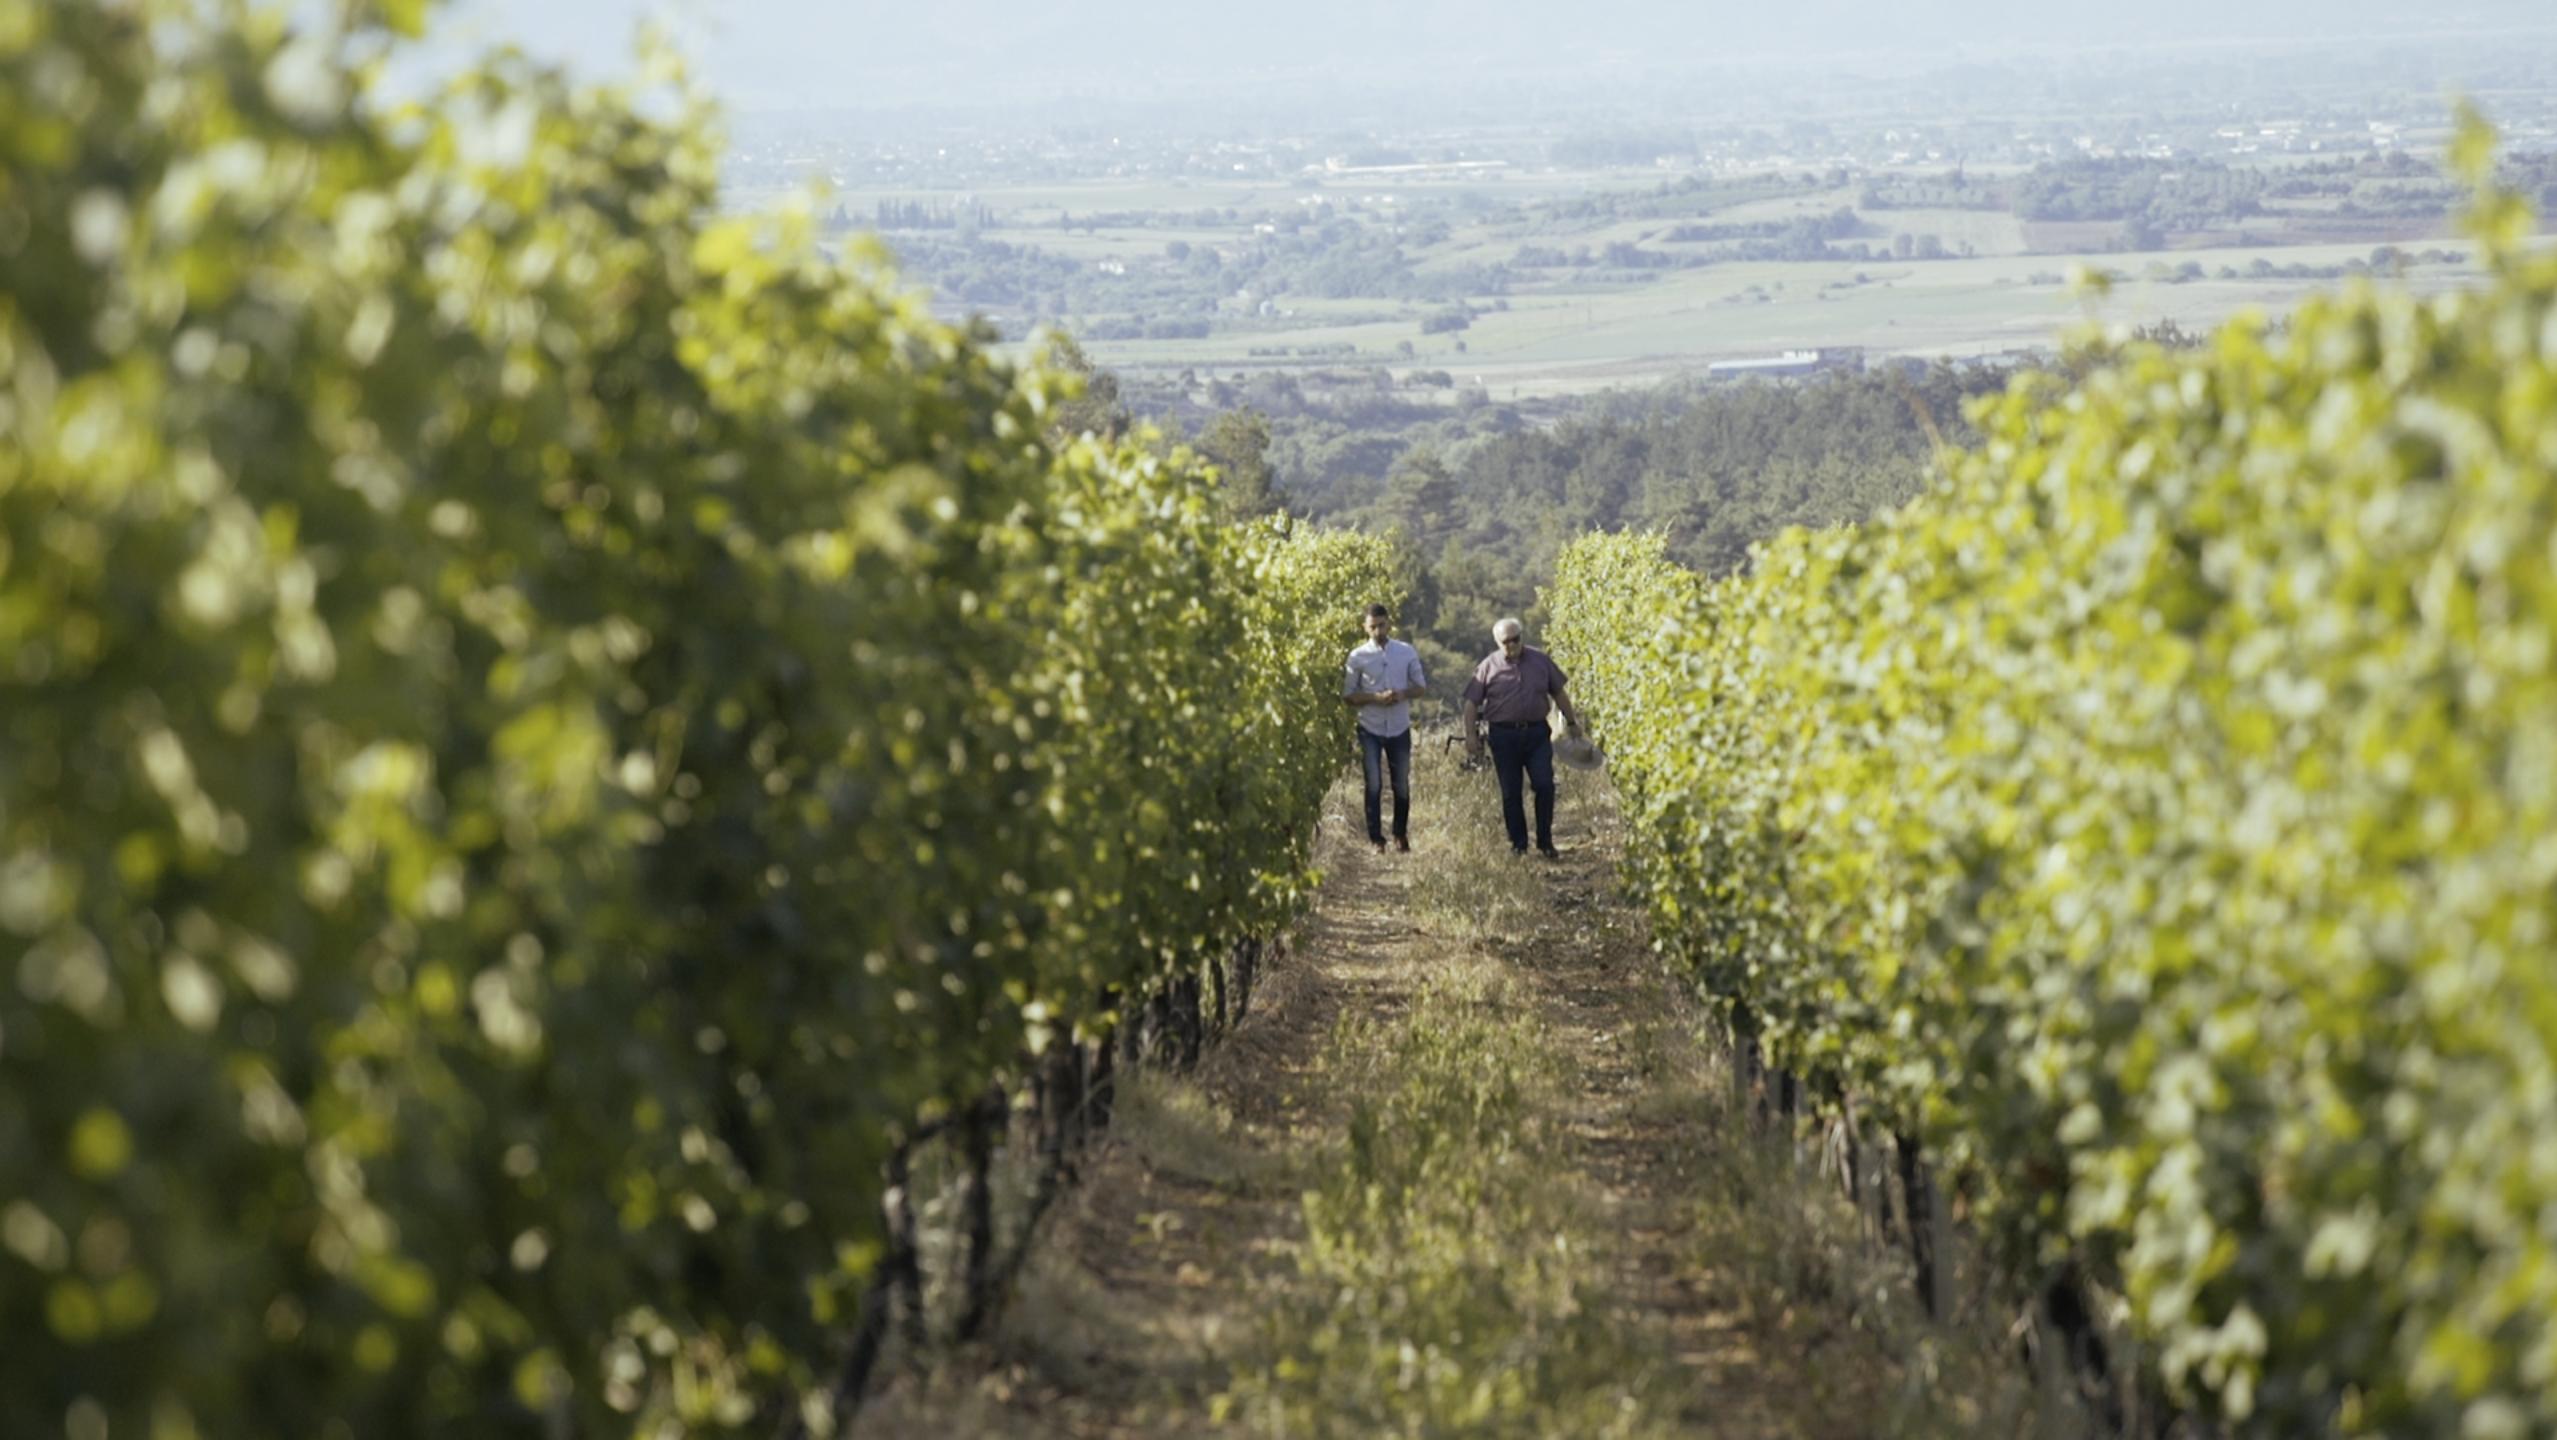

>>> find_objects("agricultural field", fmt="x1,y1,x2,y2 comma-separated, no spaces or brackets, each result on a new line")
779,150,2541,400
1062,231,2498,399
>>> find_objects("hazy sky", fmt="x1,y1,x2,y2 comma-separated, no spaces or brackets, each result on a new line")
431,0,2557,112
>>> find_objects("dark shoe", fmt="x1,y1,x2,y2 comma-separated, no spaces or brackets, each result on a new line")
1394,836,1411,852
1511,845,1529,856
1537,845,1561,860
1372,839,1389,852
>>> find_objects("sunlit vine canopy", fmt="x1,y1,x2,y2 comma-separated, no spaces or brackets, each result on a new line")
0,2,1398,1433
1550,115,2557,1437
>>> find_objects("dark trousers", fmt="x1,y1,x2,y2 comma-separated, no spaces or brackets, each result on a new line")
1358,728,1413,843
1487,724,1556,852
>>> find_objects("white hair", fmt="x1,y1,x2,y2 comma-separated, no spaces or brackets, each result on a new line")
1492,617,1523,641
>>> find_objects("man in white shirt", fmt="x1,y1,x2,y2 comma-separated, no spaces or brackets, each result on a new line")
1342,603,1429,853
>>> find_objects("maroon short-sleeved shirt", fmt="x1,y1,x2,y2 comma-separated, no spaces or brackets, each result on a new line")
1465,646,1568,725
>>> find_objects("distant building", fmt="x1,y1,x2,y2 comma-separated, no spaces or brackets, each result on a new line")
1314,158,1509,178
1946,347,2044,372
1704,347,1864,380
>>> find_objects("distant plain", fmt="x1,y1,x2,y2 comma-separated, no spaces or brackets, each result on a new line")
741,164,2517,398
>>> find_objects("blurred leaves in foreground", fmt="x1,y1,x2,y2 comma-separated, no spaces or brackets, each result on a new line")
0,1,1398,1434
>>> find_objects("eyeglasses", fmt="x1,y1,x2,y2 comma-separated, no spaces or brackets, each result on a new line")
1499,637,1522,648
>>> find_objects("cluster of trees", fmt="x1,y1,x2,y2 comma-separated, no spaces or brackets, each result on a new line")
1270,366,2016,674
2263,148,2437,197
1513,211,1940,272
881,215,1508,338
1660,207,1867,245
1096,365,1485,482
879,234,1104,317
2258,149,2557,218
1270,221,1502,301
1214,372,1458,430
1078,315,1211,340
1124,363,2020,658
2111,248,2473,286
2501,151,2557,212
2012,157,2269,228
1050,207,1216,232
1243,341,1362,359
1861,156,2275,230
1875,151,2557,249
1865,156,2269,252
858,198,997,232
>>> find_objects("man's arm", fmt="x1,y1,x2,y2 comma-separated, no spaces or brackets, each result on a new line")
1462,658,1491,751
1544,656,1583,733
1344,660,1376,708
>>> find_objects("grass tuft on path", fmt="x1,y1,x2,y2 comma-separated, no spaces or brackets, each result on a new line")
1219,961,1679,1438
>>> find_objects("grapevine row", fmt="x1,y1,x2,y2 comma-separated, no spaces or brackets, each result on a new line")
1549,123,2557,1437
0,5,1397,1435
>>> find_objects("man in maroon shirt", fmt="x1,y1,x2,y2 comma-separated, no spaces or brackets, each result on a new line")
1461,617,1586,857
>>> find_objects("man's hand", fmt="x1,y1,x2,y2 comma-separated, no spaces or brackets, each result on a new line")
1374,688,1399,704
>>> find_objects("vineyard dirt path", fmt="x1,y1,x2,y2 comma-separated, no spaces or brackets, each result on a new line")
855,765,2000,1437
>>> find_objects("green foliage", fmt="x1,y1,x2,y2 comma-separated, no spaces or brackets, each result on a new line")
1194,407,1279,519
1551,123,2557,1436
1039,331,1130,442
880,212,1502,336
0,3,1397,1435
1299,365,2008,669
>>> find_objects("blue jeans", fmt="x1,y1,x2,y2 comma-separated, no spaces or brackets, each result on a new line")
1487,724,1555,852
1358,728,1412,844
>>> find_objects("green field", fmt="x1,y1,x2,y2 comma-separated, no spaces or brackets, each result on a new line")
1090,236,2492,398
771,163,2516,401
